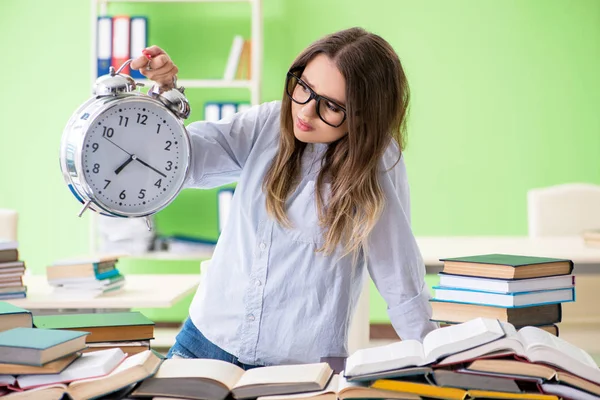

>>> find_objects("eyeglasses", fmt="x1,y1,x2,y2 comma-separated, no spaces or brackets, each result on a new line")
285,70,347,128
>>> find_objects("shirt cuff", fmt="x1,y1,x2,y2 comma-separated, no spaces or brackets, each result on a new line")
387,289,439,341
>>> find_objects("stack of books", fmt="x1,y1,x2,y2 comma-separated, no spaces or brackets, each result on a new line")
0,240,26,300
0,326,161,399
583,230,600,248
45,254,126,298
341,318,600,400
33,311,155,355
430,254,576,336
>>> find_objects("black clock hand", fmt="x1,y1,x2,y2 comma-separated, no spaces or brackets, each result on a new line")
103,134,132,156
114,154,135,175
136,157,167,178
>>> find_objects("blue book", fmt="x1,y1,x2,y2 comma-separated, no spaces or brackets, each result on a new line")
433,286,575,308
0,327,88,366
97,16,112,77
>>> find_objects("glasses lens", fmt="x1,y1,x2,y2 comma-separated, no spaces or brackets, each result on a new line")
318,99,345,127
287,74,311,104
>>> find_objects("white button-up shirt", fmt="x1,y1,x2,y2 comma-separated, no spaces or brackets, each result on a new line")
185,101,436,365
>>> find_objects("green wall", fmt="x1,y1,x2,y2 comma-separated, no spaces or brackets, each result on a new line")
1,0,599,323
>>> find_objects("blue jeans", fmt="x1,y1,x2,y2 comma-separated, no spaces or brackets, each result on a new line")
166,318,262,370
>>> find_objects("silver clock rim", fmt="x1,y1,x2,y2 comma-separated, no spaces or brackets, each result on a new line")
60,93,191,218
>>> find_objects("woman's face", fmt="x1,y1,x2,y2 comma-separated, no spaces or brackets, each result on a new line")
291,54,348,144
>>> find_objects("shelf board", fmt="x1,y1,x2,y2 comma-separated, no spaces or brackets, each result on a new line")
135,79,253,89
101,0,251,3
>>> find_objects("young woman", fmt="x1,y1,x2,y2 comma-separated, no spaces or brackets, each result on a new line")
131,27,437,368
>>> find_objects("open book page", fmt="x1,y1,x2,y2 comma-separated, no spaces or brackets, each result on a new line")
437,337,525,366
518,326,600,384
0,375,15,386
423,318,506,363
255,375,338,400
16,348,126,390
3,384,67,400
153,359,245,390
233,363,331,388
344,340,425,377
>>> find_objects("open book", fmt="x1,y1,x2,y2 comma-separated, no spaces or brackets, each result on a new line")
3,350,161,400
438,325,600,385
344,318,506,377
131,359,332,400
255,374,421,400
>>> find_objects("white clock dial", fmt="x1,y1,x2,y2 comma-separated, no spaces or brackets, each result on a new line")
81,98,189,216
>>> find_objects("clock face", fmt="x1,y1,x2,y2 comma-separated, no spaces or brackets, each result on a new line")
81,98,189,216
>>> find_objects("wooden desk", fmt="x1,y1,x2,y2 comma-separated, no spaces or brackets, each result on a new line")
6,274,200,310
416,236,600,272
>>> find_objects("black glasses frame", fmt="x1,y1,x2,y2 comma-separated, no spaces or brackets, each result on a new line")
285,70,347,128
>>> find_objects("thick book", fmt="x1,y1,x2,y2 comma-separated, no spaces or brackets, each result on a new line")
344,318,506,378
2,350,161,400
438,325,600,385
430,300,562,326
0,352,80,375
0,240,17,252
0,301,32,332
371,378,558,399
255,374,421,400
464,358,600,397
440,321,559,336
131,359,333,400
437,273,575,293
0,249,18,263
0,328,88,366
82,340,151,355
440,254,573,279
33,311,154,343
432,286,575,307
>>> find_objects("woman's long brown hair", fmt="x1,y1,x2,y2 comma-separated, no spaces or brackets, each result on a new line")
263,27,410,258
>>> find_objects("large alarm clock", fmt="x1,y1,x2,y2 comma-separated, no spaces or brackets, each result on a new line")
60,60,191,226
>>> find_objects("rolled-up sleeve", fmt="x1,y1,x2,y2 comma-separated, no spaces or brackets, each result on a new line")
184,101,279,189
366,154,438,341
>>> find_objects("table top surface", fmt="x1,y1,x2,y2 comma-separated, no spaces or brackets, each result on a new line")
416,235,600,267
6,274,200,310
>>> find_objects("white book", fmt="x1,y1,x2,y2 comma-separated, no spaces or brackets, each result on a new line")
204,103,221,122
433,286,575,307
439,325,600,385
344,318,506,377
220,103,237,120
16,348,126,389
237,103,252,113
223,35,245,80
438,273,575,293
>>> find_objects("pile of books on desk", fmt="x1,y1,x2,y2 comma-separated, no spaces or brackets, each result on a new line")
0,240,26,300
1,317,599,399
46,254,126,298
430,254,576,336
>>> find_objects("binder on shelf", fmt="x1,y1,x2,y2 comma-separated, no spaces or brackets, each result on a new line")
204,103,221,122
129,16,148,79
111,15,131,75
223,35,245,81
236,39,251,80
96,16,112,77
220,103,237,120
237,103,252,113
218,188,235,233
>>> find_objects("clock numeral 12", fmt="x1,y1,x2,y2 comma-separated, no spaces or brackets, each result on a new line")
137,113,148,125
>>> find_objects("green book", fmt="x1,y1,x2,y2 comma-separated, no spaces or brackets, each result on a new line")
33,311,155,343
439,254,573,280
0,301,33,332
0,327,88,366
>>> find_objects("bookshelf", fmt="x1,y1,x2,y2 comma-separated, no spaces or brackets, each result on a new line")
89,0,263,253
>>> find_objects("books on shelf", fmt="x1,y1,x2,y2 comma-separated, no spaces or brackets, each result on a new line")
131,359,333,400
0,241,26,300
224,35,245,81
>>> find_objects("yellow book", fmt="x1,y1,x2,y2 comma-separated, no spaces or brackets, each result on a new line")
371,379,559,400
